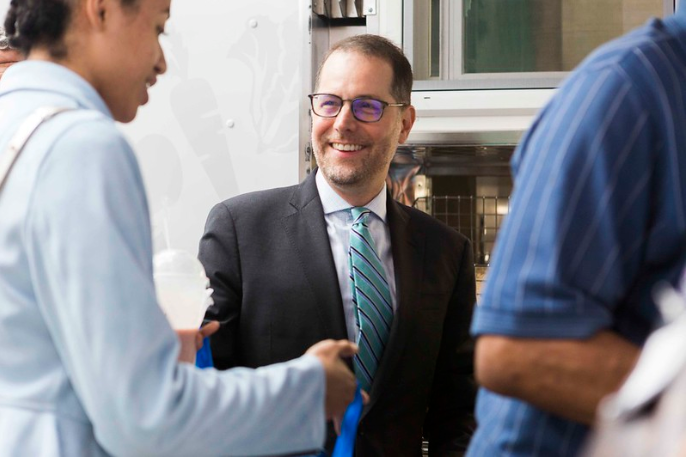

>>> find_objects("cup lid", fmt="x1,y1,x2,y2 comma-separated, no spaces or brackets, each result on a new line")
153,249,206,278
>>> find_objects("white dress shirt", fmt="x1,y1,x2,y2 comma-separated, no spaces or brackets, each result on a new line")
315,171,397,342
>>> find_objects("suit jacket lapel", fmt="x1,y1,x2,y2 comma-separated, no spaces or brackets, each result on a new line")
363,197,426,414
281,172,348,341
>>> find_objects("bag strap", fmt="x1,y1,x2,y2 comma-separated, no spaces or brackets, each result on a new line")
0,106,75,192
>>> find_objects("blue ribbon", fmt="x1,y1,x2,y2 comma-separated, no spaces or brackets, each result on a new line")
322,384,363,457
195,336,213,368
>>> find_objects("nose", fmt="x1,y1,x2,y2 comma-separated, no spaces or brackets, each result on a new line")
333,101,357,132
155,46,168,76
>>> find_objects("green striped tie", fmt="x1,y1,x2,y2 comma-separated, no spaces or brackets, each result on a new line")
349,207,393,393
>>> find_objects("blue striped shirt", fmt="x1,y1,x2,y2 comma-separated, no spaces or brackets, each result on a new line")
468,6,686,457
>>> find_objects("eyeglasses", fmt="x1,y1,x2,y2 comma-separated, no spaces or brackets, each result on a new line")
308,93,407,123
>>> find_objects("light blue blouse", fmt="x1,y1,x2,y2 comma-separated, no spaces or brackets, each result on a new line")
0,61,325,456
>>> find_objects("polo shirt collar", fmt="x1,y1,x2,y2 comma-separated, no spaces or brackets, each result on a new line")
663,0,686,57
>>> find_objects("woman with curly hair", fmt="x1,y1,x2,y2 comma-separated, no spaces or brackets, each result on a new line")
0,0,357,455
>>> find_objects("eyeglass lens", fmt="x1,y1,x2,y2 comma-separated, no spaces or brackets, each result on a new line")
311,94,384,122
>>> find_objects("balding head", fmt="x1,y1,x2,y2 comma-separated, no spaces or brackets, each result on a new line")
315,34,413,104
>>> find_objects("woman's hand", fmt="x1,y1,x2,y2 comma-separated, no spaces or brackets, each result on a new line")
176,321,220,363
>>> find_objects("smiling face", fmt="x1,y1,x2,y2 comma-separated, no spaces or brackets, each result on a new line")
84,0,170,123
311,50,415,206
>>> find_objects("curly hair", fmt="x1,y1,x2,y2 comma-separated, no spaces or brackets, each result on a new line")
3,0,139,58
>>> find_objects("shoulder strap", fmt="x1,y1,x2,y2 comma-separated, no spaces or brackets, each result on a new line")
0,106,75,192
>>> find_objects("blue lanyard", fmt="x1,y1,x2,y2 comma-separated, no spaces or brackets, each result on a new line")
195,336,213,368
332,384,363,456
322,384,363,457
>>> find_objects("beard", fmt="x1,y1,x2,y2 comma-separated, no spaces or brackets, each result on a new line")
313,143,394,190
313,129,400,191
315,149,374,186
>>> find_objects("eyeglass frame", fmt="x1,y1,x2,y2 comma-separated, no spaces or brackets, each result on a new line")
308,93,408,123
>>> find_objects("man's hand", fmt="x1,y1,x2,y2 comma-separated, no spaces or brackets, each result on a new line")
306,339,359,422
332,389,370,435
176,321,220,364
195,321,220,350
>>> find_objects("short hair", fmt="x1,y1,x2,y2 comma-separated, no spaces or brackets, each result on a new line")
315,34,413,104
4,0,139,58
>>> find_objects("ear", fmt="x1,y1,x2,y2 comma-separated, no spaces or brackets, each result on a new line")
397,105,416,145
82,0,110,30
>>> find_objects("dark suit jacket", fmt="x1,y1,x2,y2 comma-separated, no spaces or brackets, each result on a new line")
199,171,476,456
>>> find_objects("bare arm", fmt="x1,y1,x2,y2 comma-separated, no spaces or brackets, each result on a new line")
475,330,640,425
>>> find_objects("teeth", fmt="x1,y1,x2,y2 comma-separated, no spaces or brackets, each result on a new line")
332,143,363,151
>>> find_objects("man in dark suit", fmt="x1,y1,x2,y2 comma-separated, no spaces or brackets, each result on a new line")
199,34,476,456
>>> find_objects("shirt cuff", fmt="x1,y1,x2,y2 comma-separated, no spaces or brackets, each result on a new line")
470,304,613,339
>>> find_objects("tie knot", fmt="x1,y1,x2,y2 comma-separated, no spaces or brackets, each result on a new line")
351,207,371,225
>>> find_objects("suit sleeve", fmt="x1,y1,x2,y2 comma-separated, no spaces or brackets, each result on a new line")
198,202,243,370
424,238,477,456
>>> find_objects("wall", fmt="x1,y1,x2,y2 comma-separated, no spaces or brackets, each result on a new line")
0,0,305,254
128,0,306,254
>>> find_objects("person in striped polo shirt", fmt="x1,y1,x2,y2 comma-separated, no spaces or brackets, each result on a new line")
467,2,686,456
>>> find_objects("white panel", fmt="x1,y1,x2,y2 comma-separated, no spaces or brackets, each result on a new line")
407,89,556,144
0,0,9,22
1,0,302,254
363,0,378,15
412,89,555,116
377,0,402,44
119,0,302,254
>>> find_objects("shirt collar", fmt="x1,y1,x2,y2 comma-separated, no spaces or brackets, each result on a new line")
315,169,388,223
0,61,113,118
663,1,686,55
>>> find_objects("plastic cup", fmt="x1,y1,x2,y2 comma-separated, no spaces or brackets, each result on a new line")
153,249,212,362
